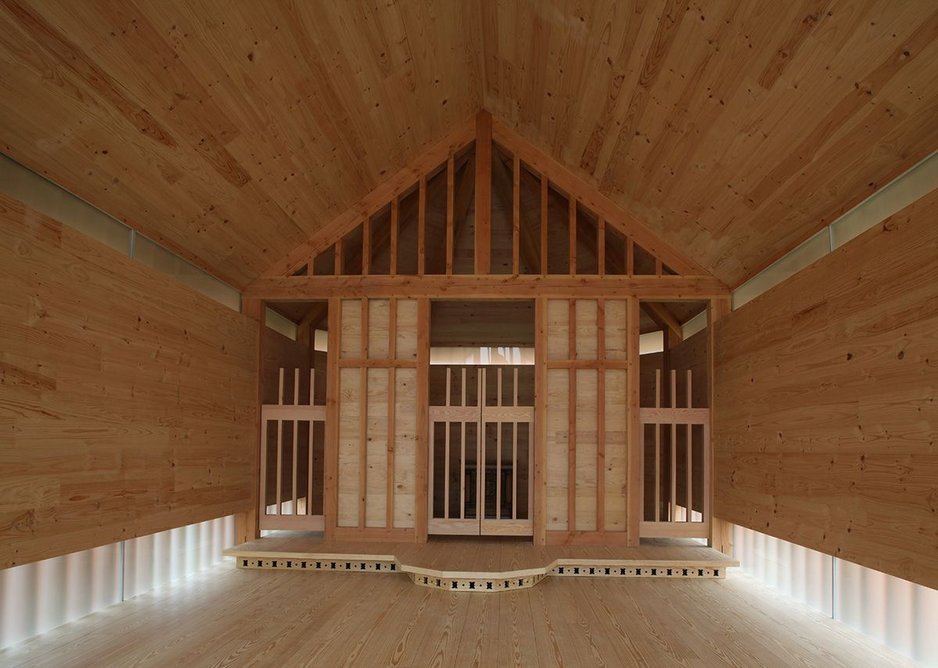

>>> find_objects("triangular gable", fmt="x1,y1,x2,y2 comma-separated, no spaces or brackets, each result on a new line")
253,111,720,286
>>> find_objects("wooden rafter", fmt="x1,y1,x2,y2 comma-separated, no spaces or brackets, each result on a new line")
641,302,683,343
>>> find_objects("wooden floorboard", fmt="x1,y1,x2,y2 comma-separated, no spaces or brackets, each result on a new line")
0,560,917,667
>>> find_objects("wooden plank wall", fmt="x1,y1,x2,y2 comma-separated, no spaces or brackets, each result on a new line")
0,194,258,569
336,298,419,539
544,298,629,544
714,188,938,590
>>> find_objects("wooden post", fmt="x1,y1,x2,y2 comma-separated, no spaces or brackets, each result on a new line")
235,298,264,544
475,110,492,274
323,298,340,540
533,297,547,545
708,297,731,553
626,297,641,545
415,298,430,542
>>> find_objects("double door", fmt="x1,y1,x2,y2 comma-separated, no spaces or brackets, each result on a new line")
428,366,533,536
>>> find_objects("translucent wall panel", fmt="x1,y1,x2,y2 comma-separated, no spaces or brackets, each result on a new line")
733,523,938,664
0,515,235,650
733,524,833,615
123,515,235,600
835,558,938,664
0,543,121,649
265,307,298,340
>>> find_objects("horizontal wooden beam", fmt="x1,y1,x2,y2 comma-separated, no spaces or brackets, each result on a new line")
246,274,730,301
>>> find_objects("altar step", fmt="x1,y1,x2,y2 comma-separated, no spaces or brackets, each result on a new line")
225,533,738,593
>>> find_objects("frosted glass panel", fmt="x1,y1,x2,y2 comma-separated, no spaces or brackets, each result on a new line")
134,235,240,311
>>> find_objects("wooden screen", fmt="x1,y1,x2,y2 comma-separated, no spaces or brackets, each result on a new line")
259,368,325,530
336,298,419,536
543,298,629,542
640,369,710,538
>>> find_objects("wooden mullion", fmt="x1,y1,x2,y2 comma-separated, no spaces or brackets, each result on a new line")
359,299,369,528
446,155,455,275
626,238,634,276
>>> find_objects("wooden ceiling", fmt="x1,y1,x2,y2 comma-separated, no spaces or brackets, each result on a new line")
1,1,936,289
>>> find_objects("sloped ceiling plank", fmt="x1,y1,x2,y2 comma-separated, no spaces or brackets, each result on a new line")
483,0,938,287
0,0,481,288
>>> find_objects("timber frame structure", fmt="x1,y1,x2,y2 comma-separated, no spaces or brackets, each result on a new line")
248,110,731,548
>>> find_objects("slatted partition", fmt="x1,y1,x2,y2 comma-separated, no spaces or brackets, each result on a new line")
428,366,534,536
260,368,326,530
543,299,630,544
336,298,419,538
640,370,710,538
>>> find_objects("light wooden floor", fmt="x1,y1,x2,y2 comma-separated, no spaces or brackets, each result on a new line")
0,561,915,667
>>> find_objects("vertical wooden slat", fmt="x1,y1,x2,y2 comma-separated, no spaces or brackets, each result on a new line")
533,298,547,544
475,110,492,274
567,299,577,532
477,370,483,526
655,368,661,522
512,367,518,521
418,175,426,276
275,420,283,515
460,421,466,520
670,368,677,522
496,368,502,520
362,216,371,276
415,298,430,541
390,198,399,275
310,369,315,406
512,154,520,274
568,198,576,275
655,256,663,276
444,421,451,520
291,419,298,514
596,300,605,532
598,216,606,276
540,174,548,275
323,298,340,539
307,418,314,516
278,367,284,406
446,156,454,275
259,415,268,518
687,369,693,522
626,238,634,276
293,368,299,406
626,297,641,544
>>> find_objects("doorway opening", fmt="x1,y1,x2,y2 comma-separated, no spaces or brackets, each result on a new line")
427,300,535,537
